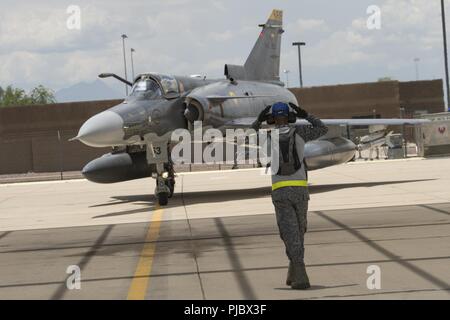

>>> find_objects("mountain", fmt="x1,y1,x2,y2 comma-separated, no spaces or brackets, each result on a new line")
55,79,124,103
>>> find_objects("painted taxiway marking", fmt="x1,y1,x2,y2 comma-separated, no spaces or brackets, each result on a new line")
127,204,163,300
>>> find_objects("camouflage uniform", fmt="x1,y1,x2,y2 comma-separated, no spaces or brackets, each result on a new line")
270,115,328,264
272,187,309,263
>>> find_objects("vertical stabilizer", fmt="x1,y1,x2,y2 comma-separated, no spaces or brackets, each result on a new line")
244,9,283,81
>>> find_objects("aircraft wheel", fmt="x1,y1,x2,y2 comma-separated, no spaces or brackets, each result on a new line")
158,192,169,206
166,179,175,198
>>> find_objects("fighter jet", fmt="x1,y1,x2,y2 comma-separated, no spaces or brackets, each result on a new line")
73,9,428,206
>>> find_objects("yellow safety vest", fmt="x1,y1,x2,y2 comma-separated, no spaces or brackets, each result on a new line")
272,180,308,191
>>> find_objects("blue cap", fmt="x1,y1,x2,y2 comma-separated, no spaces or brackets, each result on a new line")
272,102,289,117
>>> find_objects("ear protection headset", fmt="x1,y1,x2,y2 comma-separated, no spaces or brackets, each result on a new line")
264,105,297,125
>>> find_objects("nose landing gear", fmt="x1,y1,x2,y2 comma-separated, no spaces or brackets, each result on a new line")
145,133,176,206
155,174,170,206
154,165,176,206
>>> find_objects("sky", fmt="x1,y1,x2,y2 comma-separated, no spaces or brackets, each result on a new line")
0,0,448,92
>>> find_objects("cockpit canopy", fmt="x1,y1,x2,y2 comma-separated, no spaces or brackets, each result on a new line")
131,77,162,99
131,73,179,99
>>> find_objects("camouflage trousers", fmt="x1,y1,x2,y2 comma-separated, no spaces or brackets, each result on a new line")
271,186,309,263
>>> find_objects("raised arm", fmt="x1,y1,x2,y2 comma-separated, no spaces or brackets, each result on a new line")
289,103,328,142
295,114,329,142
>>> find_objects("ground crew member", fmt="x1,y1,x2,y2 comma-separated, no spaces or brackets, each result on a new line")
252,101,328,289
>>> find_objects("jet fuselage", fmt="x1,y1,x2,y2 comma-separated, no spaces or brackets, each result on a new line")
76,73,298,148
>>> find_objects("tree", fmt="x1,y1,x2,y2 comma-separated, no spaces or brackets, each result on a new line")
378,77,395,82
29,85,56,105
0,86,30,107
0,85,56,107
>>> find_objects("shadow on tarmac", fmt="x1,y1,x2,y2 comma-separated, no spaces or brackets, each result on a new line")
274,283,358,291
91,179,436,219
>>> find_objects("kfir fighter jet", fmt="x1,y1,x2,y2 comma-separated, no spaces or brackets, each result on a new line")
73,9,428,206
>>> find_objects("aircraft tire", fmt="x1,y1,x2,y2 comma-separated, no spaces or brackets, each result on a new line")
158,192,169,206
166,179,175,198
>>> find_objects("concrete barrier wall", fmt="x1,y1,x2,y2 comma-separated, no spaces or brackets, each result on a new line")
0,99,121,138
0,80,445,175
399,80,446,116
289,79,444,118
415,112,450,156
290,81,401,118
0,100,119,174
0,140,33,173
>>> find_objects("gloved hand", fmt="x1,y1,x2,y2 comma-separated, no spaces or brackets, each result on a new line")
252,105,272,131
258,105,272,122
251,119,261,131
289,102,308,119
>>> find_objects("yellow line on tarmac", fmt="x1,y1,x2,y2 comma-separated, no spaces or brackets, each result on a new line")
127,204,163,300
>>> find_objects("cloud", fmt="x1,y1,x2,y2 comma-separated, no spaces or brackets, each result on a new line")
0,6,68,53
290,18,329,33
0,0,448,91
283,0,443,79
208,30,233,42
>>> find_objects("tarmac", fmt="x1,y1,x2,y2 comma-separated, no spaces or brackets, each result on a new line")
0,156,449,299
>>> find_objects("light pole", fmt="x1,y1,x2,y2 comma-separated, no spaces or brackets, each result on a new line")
131,48,136,80
292,42,306,87
441,0,450,111
414,58,420,81
121,34,129,96
283,69,290,87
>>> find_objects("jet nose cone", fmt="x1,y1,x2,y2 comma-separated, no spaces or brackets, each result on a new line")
76,111,124,147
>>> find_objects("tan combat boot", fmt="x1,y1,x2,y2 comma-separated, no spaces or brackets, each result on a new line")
290,262,311,290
